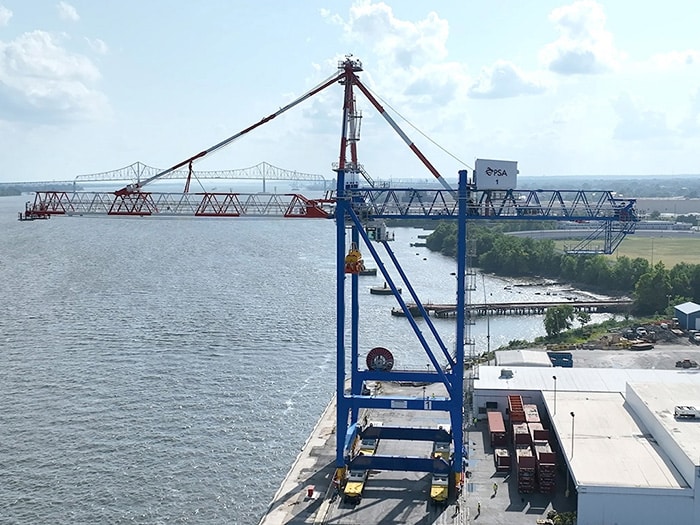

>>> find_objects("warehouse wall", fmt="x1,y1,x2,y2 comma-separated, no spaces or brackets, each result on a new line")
578,486,693,525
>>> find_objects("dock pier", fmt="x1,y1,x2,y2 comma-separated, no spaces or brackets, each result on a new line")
401,300,633,318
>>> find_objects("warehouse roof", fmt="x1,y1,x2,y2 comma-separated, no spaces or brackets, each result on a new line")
476,365,699,394
675,301,700,315
629,381,700,474
495,349,553,367
476,366,700,489
547,390,686,489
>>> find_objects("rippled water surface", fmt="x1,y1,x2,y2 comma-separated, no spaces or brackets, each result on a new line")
0,195,611,523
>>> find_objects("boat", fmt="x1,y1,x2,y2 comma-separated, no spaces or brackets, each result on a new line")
359,267,377,276
390,305,422,317
370,283,400,295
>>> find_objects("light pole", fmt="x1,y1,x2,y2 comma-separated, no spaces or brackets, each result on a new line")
481,273,491,364
552,375,557,416
570,411,575,459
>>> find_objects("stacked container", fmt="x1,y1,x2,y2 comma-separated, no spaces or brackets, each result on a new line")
534,441,556,493
524,404,557,494
515,446,536,493
508,395,535,493
488,411,510,471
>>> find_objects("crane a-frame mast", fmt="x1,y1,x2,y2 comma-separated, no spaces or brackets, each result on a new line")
19,56,639,487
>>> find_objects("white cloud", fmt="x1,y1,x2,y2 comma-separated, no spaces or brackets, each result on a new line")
349,1,448,67
57,1,79,22
325,1,448,69
540,0,624,75
85,37,108,55
469,60,547,99
649,50,700,71
321,0,469,124
612,92,670,140
679,88,700,137
0,30,109,122
0,5,12,26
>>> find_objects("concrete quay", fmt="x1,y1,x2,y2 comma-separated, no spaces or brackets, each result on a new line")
258,381,571,525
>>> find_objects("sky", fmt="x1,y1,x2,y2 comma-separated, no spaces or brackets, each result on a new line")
1,0,699,184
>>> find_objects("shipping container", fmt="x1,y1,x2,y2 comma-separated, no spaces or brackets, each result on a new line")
515,446,536,493
515,445,536,469
487,411,507,446
508,395,525,423
494,448,511,472
527,422,550,443
513,422,531,446
533,442,556,465
524,404,540,424
533,441,556,494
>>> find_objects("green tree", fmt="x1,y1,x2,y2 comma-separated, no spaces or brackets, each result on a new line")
634,262,671,315
576,311,591,327
544,305,575,337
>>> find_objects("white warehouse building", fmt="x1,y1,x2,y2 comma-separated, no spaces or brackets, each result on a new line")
473,366,700,525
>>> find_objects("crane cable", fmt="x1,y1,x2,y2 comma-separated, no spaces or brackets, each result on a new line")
116,70,344,195
366,85,474,173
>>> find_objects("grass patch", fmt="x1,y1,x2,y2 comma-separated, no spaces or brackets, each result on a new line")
556,236,700,266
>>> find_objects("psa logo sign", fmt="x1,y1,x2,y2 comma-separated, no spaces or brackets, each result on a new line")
474,159,518,190
485,167,509,177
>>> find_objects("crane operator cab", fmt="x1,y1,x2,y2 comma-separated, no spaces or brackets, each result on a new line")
365,221,394,242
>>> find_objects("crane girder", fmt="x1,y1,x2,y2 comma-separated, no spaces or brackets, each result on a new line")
27,191,334,218
339,187,637,222
27,187,637,224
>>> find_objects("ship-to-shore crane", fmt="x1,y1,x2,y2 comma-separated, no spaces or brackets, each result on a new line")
20,56,638,492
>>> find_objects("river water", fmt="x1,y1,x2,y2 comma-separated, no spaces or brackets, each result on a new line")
0,194,613,524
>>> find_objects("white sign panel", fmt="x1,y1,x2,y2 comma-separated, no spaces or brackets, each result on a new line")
474,159,518,190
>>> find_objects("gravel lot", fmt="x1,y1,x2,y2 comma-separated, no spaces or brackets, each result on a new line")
567,340,700,370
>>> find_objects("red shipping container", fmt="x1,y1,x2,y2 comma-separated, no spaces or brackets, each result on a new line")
533,442,556,465
516,446,536,469
494,448,511,471
513,422,531,446
508,395,525,423
488,411,507,446
528,422,550,443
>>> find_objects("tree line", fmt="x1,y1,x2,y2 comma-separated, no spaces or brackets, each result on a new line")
425,222,700,316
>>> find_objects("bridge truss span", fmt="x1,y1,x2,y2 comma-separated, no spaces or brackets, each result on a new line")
73,161,328,184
